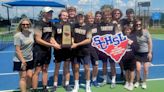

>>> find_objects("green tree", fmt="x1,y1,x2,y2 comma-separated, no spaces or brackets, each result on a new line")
100,4,113,12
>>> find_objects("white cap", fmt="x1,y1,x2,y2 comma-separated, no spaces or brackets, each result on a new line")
41,7,53,13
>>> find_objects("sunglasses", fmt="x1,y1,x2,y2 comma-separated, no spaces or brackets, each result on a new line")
21,24,30,26
114,13,120,14
136,24,141,26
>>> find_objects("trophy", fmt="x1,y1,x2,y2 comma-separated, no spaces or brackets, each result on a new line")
62,25,72,48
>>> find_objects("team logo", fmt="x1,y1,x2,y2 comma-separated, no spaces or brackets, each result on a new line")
92,32,128,63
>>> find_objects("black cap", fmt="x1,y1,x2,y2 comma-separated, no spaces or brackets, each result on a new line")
77,12,84,17
126,8,134,14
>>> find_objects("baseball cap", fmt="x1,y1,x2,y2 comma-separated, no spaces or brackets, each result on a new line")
67,6,76,11
77,11,84,17
41,7,53,13
126,8,134,14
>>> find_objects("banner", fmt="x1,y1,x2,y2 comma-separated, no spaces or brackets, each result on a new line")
92,32,128,63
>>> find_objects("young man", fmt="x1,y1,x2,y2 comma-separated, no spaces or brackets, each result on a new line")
99,10,116,88
121,8,135,28
85,12,100,87
51,10,72,92
71,13,92,92
67,6,77,25
32,7,55,92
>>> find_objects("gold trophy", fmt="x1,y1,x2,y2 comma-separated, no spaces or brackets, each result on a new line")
62,25,72,48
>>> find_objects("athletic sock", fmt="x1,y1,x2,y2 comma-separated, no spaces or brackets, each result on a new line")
111,76,116,83
53,82,58,86
86,80,90,87
65,81,69,86
92,77,97,81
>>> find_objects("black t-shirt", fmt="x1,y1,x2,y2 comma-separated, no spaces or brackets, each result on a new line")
72,23,92,56
121,18,134,28
52,22,73,45
122,33,139,60
87,24,99,36
99,22,115,35
87,23,99,49
33,20,53,52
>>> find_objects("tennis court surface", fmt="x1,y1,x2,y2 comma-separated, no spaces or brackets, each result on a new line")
0,38,164,92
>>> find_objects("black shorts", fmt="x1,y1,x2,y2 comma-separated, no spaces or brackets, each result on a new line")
33,51,51,67
90,49,99,66
98,51,109,62
72,55,91,65
135,52,149,62
122,59,136,71
13,60,34,71
54,48,72,63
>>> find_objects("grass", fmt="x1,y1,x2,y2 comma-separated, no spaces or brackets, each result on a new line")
11,80,164,92
0,27,8,33
149,28,164,34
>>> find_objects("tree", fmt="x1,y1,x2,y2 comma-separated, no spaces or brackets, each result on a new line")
100,4,113,12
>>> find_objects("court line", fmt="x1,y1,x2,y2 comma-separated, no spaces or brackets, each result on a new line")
0,51,14,53
1,64,164,76
0,77,164,92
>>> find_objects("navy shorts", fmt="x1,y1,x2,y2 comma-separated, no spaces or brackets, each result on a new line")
72,55,91,65
33,51,51,67
135,52,150,62
13,60,34,71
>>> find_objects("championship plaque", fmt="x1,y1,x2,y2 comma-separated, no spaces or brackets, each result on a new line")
62,25,72,48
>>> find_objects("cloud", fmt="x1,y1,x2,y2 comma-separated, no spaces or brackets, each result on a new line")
126,0,135,8
137,0,151,2
115,0,126,8
78,0,99,5
78,0,90,5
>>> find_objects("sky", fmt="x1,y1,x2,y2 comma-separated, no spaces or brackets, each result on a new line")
0,0,164,19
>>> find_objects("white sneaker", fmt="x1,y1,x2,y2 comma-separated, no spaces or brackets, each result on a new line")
86,86,92,92
72,86,79,92
141,82,147,89
134,82,139,88
124,82,129,89
127,84,134,91
100,80,107,86
110,83,116,88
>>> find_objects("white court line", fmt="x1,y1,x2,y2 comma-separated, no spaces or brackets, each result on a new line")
0,77,164,92
1,64,164,76
0,51,14,53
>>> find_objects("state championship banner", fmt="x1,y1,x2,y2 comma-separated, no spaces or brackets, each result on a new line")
92,32,128,63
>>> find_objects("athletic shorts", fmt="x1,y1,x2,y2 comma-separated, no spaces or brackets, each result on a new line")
135,52,150,62
90,48,99,66
122,59,136,71
98,51,109,62
54,48,72,63
72,55,91,65
13,60,34,71
33,51,51,67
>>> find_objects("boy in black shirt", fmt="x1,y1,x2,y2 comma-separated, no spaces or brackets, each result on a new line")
71,13,92,92
51,10,72,92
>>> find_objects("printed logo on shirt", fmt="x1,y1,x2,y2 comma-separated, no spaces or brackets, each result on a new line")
43,27,52,33
101,26,113,31
74,28,86,35
57,28,62,34
92,28,97,34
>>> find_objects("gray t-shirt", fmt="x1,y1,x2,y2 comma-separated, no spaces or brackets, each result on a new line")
136,29,150,53
13,30,34,62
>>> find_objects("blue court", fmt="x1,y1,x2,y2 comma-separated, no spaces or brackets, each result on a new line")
0,39,164,91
